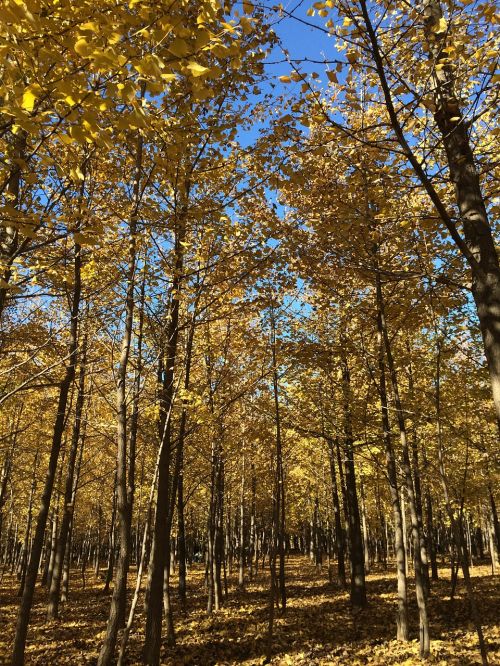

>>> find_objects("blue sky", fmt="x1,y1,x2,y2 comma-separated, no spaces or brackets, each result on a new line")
268,1,340,73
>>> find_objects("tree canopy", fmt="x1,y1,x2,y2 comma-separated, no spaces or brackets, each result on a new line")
0,1,498,664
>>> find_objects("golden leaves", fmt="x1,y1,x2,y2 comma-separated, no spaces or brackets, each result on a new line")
186,61,210,77
70,166,85,182
74,37,90,56
168,37,189,58
21,84,41,112
432,17,448,34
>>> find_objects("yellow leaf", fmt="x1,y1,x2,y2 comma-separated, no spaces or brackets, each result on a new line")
240,16,252,34
21,85,41,112
326,70,338,83
221,21,237,33
243,0,253,12
279,75,291,83
195,29,211,50
74,232,97,245
74,37,90,56
80,21,99,31
186,61,210,77
70,166,85,181
168,38,189,58
432,17,447,34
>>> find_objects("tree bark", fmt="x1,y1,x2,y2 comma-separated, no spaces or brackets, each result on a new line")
12,164,84,664
378,278,429,657
375,270,409,641
340,348,367,609
47,335,87,619
143,193,188,665
272,316,286,613
98,129,144,666
326,438,347,587
435,337,489,664
0,131,27,319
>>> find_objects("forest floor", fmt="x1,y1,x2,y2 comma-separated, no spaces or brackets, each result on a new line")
0,556,499,665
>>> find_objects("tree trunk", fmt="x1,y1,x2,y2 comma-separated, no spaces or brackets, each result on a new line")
176,304,198,606
18,454,38,597
375,271,409,641
104,476,117,593
98,130,144,666
360,481,370,575
118,451,160,665
406,347,430,597
340,349,366,609
238,455,245,589
47,336,87,619
12,166,84,664
326,439,346,587
435,338,489,664
143,195,187,665
378,278,429,657
271,308,286,613
249,464,257,579
0,132,27,319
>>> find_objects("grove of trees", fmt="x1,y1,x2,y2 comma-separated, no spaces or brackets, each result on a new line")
0,0,498,664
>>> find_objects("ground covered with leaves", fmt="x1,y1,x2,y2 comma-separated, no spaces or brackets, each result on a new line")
0,557,499,665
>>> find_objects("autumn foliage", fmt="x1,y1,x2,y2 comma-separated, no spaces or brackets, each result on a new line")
0,0,498,665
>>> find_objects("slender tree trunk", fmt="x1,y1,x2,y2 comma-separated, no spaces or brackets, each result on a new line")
95,505,102,579
176,304,198,606
326,439,347,587
360,480,370,575
249,464,257,579
177,445,187,605
271,308,286,612
47,337,88,619
143,195,188,664
378,280,430,657
0,413,19,548
61,518,72,604
375,271,409,641
0,131,27,319
340,348,366,609
486,475,499,555
238,455,245,589
104,476,117,593
12,165,84,664
406,346,430,597
98,131,144,666
18,454,38,597
423,447,439,581
118,451,159,665
435,339,489,664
